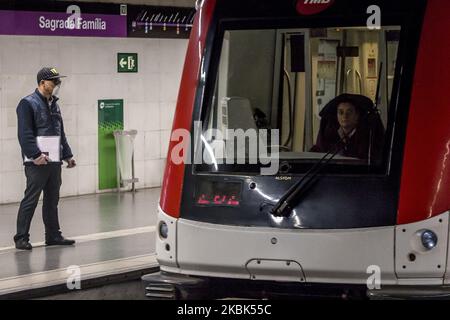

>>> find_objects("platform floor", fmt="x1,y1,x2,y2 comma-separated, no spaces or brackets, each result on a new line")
0,188,160,297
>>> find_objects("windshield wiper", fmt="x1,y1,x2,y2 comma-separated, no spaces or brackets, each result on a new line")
270,140,346,218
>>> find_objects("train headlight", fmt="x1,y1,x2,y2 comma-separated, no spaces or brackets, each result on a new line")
421,230,438,251
159,222,169,239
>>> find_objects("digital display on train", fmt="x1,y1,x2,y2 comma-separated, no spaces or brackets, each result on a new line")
195,181,242,207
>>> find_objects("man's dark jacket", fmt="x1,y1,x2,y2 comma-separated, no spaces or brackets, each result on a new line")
16,89,73,165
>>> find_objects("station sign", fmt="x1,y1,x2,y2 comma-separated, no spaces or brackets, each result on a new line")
0,10,126,37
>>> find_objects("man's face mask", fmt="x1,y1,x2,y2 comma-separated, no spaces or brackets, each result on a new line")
51,79,62,97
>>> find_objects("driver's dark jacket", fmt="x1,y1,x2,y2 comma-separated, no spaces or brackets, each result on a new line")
16,89,73,166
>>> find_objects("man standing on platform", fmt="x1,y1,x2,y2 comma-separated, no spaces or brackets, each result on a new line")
14,67,77,250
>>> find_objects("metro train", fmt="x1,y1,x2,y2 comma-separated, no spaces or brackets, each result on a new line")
143,0,450,299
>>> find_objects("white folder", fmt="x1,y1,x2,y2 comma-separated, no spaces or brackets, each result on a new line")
24,136,61,162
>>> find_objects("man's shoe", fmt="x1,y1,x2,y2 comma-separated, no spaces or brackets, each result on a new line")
46,237,76,246
15,239,32,251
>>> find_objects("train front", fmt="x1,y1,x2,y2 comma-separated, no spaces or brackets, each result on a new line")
143,0,450,299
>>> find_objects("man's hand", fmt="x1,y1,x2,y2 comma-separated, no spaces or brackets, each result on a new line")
33,154,49,166
64,158,77,169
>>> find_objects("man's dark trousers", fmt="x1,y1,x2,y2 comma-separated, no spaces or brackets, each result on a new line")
14,165,62,242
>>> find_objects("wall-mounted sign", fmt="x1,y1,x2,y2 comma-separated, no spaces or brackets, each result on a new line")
128,5,196,39
98,99,124,190
0,10,127,37
120,4,127,16
118,53,138,73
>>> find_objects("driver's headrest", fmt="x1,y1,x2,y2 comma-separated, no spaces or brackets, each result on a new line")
319,94,375,119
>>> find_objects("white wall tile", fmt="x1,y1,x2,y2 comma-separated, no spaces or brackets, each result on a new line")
1,171,25,204
1,39,41,75
77,135,97,166
127,103,147,132
110,74,130,101
175,40,189,62
58,39,76,74
160,72,180,103
94,165,100,193
143,40,161,74
76,74,113,107
77,165,96,195
40,39,61,68
77,103,97,136
70,38,115,75
144,102,160,132
159,159,166,185
160,130,171,159
160,39,188,74
114,39,145,58
133,132,145,162
134,160,145,190
58,76,79,106
160,101,176,130
3,75,36,109
160,40,179,74
60,166,79,197
65,135,78,162
144,131,160,160
6,106,16,128
59,104,78,136
0,45,2,75
1,108,17,140
0,77,5,109
127,76,146,104
2,139,23,172
144,159,163,188
143,73,161,103
0,141,3,173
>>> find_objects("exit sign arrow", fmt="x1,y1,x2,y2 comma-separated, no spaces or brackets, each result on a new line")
119,58,127,68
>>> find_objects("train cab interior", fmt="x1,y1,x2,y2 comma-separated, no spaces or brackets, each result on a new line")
202,25,402,170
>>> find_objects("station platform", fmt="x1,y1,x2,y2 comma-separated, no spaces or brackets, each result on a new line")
0,188,160,299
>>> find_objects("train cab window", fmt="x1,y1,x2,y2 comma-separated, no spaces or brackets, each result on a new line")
200,26,401,174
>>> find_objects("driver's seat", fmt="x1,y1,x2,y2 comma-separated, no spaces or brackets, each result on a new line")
311,94,385,162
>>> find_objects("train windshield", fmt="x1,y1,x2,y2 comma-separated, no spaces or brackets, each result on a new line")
198,24,402,174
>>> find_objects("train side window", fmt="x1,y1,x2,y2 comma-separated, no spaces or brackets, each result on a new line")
202,26,402,173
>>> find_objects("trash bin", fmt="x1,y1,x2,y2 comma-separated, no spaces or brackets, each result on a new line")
113,130,139,192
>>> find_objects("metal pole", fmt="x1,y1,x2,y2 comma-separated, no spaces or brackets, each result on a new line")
132,152,136,194
114,131,122,193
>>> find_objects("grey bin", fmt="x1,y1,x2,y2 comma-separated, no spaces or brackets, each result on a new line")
113,130,139,193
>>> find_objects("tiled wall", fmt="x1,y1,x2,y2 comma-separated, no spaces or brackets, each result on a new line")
0,35,187,204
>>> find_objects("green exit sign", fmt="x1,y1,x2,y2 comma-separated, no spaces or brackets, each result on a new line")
118,53,138,73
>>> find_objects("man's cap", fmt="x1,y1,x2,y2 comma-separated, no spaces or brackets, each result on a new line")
37,67,66,84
